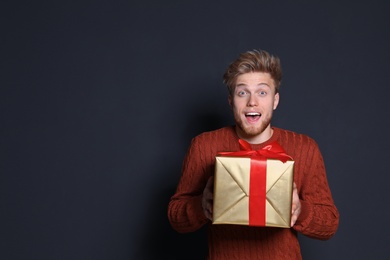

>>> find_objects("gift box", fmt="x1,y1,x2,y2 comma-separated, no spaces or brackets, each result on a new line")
212,140,294,228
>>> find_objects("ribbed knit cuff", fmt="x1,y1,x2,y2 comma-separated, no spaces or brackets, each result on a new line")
193,194,210,224
295,200,313,228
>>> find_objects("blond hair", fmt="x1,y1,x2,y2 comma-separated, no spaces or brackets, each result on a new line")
223,49,282,95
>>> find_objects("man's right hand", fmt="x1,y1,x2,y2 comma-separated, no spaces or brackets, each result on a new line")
202,176,214,220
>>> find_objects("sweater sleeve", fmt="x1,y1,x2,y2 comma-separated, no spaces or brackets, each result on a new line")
292,138,339,240
167,136,211,233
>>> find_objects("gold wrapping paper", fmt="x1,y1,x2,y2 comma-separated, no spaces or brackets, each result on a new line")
212,156,294,228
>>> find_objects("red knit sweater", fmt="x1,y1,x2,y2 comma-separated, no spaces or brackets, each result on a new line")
168,126,339,260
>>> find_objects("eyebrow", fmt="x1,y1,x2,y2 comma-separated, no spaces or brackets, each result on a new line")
236,83,271,88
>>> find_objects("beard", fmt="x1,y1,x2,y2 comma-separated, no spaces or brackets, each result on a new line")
235,113,272,137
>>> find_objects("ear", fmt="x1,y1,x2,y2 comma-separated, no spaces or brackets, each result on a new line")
228,95,233,108
273,93,280,110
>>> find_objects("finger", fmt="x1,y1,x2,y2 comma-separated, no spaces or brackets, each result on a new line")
206,176,214,189
204,189,213,200
205,205,212,220
291,216,296,227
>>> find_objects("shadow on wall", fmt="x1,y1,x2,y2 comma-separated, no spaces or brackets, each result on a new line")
135,111,231,259
136,186,208,259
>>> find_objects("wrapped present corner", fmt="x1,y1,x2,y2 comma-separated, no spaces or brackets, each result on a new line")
212,140,294,228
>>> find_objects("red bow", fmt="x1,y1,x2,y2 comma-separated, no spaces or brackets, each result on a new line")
217,139,292,162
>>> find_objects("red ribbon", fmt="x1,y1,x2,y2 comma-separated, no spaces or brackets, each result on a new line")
217,139,292,226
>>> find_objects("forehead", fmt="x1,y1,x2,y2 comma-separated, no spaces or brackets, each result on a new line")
235,72,274,87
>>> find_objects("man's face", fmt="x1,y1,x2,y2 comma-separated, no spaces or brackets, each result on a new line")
229,72,279,141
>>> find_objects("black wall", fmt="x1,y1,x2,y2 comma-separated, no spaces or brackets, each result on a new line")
1,1,389,259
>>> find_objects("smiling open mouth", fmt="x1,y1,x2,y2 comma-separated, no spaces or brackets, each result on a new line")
245,112,260,117
245,112,261,122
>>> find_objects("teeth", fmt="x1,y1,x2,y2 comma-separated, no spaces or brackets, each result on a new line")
246,112,260,116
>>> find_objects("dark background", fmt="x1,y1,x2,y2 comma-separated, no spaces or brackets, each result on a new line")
1,1,389,259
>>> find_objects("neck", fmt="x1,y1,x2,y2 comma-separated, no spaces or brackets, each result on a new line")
235,125,273,145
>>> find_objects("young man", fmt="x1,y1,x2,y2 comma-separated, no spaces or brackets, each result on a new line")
167,49,339,259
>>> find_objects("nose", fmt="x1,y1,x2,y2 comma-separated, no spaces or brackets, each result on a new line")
247,94,258,107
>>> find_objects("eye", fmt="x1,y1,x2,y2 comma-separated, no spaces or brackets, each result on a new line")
259,90,267,96
237,90,247,97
